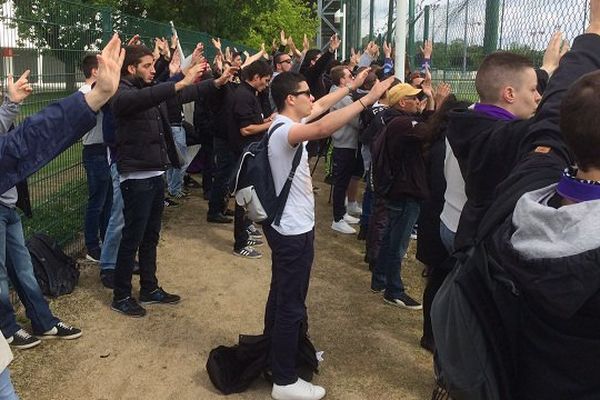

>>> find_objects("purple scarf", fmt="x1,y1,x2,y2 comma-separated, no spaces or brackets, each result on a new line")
556,168,600,203
474,103,517,121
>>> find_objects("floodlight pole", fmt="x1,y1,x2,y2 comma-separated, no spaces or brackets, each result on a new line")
395,0,408,80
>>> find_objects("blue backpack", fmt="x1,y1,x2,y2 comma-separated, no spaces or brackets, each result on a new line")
230,122,303,226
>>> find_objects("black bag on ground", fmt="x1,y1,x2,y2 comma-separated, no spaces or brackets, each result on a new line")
229,122,303,227
206,325,319,395
26,233,79,297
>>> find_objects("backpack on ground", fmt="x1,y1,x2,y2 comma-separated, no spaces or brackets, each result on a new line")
206,324,319,395
26,233,79,297
230,122,303,226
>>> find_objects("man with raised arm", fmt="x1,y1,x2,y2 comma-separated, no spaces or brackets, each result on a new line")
264,70,393,400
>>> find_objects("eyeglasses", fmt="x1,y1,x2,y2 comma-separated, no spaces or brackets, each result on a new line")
290,89,312,98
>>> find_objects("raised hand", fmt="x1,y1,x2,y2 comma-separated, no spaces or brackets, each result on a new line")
288,36,302,58
215,65,240,87
329,34,341,52
349,48,361,68
303,34,310,54
211,37,222,53
85,33,125,111
280,29,288,47
127,34,141,46
383,41,392,58
434,82,452,108
7,70,33,103
364,76,395,105
420,39,433,59
587,0,600,35
352,67,371,90
192,42,205,66
169,50,181,76
179,62,206,88
541,32,568,76
170,34,179,50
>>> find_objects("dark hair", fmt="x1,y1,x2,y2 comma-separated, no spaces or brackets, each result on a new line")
81,54,99,79
273,52,287,67
232,51,242,61
560,70,600,170
331,65,350,86
241,60,273,81
361,70,378,91
420,95,470,143
475,52,534,104
305,49,321,62
325,59,341,75
121,45,153,76
271,72,306,112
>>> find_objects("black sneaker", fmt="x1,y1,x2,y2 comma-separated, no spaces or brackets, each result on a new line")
383,293,422,310
246,225,263,239
207,213,232,223
111,297,147,317
232,246,262,259
100,270,115,289
164,198,180,207
184,175,201,188
86,247,101,263
246,238,264,247
37,321,82,340
7,329,41,349
357,225,367,241
139,287,181,305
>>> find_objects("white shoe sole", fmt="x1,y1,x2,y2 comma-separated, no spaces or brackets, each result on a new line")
383,297,423,311
86,254,100,263
37,331,83,340
331,224,356,235
8,339,41,349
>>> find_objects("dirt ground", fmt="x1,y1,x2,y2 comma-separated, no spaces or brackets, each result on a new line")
10,173,436,400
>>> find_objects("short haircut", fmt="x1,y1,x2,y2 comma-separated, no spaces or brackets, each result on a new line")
331,65,350,86
475,52,534,104
241,60,273,81
270,72,306,112
81,54,99,79
305,49,321,62
121,45,154,75
232,51,242,61
273,52,287,67
560,70,600,170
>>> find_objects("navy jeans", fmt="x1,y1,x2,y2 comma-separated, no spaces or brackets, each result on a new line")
0,205,58,337
360,170,374,229
208,137,235,216
114,177,163,301
100,163,123,272
263,226,315,385
371,197,421,299
332,148,358,221
82,146,112,253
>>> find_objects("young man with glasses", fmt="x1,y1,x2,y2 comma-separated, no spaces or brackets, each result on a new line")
265,70,393,400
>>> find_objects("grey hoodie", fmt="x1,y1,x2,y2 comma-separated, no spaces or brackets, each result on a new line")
511,184,600,259
329,85,359,149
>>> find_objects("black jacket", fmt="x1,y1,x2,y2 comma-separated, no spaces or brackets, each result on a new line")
111,76,219,173
299,50,334,100
445,35,600,250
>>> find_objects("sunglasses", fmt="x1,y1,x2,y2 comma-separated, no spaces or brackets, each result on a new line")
290,89,312,98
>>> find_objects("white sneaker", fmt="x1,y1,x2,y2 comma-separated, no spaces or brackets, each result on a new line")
272,378,326,400
331,219,356,234
347,201,362,216
343,213,360,225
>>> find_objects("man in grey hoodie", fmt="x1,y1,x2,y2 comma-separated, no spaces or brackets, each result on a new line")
329,65,363,234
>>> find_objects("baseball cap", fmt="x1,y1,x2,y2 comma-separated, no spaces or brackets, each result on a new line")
387,84,422,106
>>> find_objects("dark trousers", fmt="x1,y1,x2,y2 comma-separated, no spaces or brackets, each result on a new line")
332,147,358,221
82,146,112,252
233,204,250,251
200,143,214,196
422,266,451,343
208,137,235,216
114,176,163,301
263,226,315,385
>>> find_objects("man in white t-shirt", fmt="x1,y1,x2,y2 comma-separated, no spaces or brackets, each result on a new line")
265,71,392,400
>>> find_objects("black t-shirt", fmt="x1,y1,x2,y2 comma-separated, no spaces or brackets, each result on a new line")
230,81,266,154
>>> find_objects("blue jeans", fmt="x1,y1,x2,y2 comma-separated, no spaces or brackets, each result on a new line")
83,146,112,253
100,163,123,272
371,198,421,299
0,369,18,400
439,221,456,254
166,126,187,196
0,206,58,337
114,177,163,301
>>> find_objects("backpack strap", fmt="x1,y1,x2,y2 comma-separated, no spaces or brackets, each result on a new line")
267,123,304,227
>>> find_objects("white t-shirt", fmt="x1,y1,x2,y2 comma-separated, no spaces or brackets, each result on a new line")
440,138,467,232
268,114,315,236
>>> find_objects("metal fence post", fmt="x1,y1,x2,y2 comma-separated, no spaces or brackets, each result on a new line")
483,0,500,54
423,5,430,41
387,0,394,44
101,7,113,44
369,0,375,41
408,0,416,70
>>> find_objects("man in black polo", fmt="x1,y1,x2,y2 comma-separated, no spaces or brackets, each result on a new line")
230,60,273,259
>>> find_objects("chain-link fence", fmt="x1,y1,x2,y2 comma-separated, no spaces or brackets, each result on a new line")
356,0,588,99
0,0,252,252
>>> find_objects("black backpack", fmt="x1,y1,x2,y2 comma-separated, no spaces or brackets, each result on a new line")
26,233,80,297
206,324,319,395
371,123,394,197
230,122,303,226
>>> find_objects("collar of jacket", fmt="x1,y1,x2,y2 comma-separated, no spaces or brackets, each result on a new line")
122,75,150,89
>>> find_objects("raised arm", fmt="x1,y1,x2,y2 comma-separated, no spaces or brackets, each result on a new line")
287,76,394,145
0,70,32,133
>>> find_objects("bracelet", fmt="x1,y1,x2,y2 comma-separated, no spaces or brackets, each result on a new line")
358,98,368,110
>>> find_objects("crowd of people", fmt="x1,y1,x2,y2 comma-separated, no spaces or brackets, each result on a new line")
2,1,600,397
